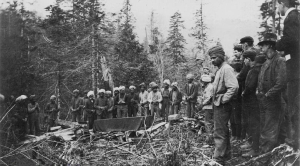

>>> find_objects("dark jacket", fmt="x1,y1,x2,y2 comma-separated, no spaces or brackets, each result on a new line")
169,89,182,105
94,97,108,116
85,98,95,117
243,64,262,100
258,53,286,99
276,9,300,81
114,93,129,106
45,102,59,120
184,82,199,103
237,47,259,82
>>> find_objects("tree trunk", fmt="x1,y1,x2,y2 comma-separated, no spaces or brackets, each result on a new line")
92,24,97,96
272,0,276,33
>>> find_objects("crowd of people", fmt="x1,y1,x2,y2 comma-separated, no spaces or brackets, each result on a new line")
0,0,298,165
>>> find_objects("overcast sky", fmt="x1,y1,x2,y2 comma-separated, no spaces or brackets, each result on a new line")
1,0,263,56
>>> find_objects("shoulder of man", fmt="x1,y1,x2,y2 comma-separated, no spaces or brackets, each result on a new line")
286,9,300,22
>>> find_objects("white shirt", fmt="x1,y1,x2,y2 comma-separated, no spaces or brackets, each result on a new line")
139,91,148,104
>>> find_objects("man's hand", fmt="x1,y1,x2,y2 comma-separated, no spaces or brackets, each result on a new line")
244,58,250,67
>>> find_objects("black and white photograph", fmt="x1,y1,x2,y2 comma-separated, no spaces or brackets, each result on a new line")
0,0,299,165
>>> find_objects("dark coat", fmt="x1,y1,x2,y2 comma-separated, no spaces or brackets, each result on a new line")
243,65,262,101
169,89,182,105
184,82,199,103
258,53,286,99
276,9,300,81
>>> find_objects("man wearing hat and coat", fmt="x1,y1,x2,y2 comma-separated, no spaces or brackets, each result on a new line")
85,91,96,129
70,89,84,122
169,82,182,115
95,89,108,119
207,45,239,165
161,79,172,121
127,85,139,117
184,74,199,118
27,95,40,135
276,0,300,149
45,95,60,132
139,83,149,116
257,33,286,153
241,51,266,157
148,83,162,116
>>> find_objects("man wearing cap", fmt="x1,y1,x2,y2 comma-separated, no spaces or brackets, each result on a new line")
115,86,129,118
207,45,239,165
112,87,120,118
70,89,84,122
169,82,182,115
184,74,199,118
82,90,89,122
161,79,172,121
201,75,214,136
106,91,114,119
148,83,162,117
257,33,286,153
276,0,300,149
45,95,60,132
27,95,40,135
127,86,139,117
95,89,108,119
85,91,96,129
139,83,149,116
241,51,266,157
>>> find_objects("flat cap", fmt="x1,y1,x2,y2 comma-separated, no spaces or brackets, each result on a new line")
240,36,254,44
243,50,257,61
233,44,243,51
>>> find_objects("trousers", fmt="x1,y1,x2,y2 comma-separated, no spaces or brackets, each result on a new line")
169,104,180,115
72,111,81,122
117,105,128,118
161,98,170,120
151,104,160,116
205,109,214,134
230,99,242,139
213,102,232,165
260,96,281,153
186,102,195,118
28,113,40,135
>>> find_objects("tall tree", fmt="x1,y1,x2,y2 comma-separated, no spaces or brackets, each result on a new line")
113,0,156,86
166,11,186,64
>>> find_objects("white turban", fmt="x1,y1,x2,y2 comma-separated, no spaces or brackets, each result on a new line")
73,89,79,93
105,91,112,94
98,89,105,94
163,79,171,85
201,74,212,83
171,82,178,87
119,86,125,90
16,95,28,102
186,73,194,79
129,85,136,90
113,87,119,92
50,95,56,100
87,91,94,97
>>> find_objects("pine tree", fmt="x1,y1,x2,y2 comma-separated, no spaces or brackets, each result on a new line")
166,11,186,64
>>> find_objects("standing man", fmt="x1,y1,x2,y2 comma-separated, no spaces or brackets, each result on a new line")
208,45,239,165
70,89,83,122
106,91,114,119
161,79,171,121
82,90,89,122
45,95,60,132
148,83,162,117
115,86,129,118
201,75,214,135
127,86,139,117
85,91,96,129
257,33,287,153
112,87,120,118
12,96,28,140
276,0,300,149
27,95,40,136
184,74,198,118
95,89,108,119
169,82,182,115
139,83,149,116
241,51,266,157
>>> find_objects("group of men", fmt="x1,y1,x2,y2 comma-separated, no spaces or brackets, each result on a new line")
204,0,299,165
69,77,201,129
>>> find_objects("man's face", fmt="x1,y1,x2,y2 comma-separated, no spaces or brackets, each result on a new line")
140,86,145,91
187,79,193,83
99,92,104,97
164,83,169,88
114,91,119,96
51,98,56,103
74,92,79,97
210,55,223,67
130,89,135,93
89,95,94,100
260,44,269,54
120,89,125,94
244,58,251,67
172,86,177,90
153,87,158,92
242,43,248,51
